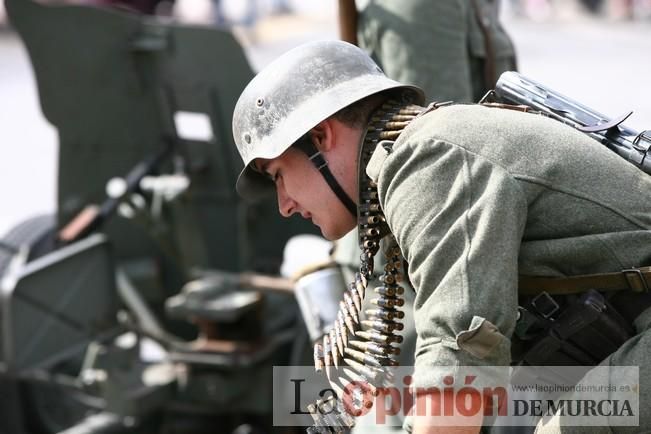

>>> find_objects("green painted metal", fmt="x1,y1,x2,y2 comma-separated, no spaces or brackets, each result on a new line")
5,0,315,277
2,1,315,433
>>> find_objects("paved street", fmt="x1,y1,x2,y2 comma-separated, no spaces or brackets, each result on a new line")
1,3,651,235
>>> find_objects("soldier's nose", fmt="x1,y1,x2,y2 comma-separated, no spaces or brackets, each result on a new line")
277,187,295,218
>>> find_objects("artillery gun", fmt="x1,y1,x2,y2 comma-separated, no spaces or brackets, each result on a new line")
0,1,319,432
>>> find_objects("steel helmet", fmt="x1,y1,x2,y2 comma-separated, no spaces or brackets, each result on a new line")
232,40,424,200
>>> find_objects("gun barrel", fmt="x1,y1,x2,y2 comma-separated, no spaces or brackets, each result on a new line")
494,71,651,174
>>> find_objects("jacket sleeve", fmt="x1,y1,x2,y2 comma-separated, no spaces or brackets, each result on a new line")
376,136,527,390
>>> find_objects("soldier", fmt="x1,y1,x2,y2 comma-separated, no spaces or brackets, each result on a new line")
334,4,518,430
335,4,517,431
338,0,517,103
231,40,651,432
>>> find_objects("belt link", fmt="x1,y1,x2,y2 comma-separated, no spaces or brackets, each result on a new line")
530,291,560,318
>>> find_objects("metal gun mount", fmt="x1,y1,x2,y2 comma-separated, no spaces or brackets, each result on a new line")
485,71,651,175
1,0,318,432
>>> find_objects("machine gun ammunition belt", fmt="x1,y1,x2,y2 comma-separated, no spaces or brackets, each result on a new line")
307,97,430,433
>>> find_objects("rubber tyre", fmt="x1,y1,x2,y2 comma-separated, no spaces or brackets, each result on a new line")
0,214,56,277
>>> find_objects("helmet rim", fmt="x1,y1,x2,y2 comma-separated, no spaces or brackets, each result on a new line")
232,40,425,201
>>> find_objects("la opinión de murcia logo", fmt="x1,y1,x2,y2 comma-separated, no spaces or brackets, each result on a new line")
291,374,509,423
513,399,634,417
286,371,638,425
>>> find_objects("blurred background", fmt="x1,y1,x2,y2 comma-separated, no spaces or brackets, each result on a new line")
1,0,651,236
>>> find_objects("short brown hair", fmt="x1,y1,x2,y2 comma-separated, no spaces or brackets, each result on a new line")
332,92,387,128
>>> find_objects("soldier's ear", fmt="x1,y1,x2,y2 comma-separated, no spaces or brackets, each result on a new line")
310,119,336,152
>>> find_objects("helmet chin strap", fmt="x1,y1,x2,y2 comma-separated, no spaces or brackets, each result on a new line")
295,136,357,217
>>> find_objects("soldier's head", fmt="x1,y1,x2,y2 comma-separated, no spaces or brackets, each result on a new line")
232,40,423,240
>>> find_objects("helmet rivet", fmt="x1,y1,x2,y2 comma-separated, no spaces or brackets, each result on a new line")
256,97,265,107
243,133,251,144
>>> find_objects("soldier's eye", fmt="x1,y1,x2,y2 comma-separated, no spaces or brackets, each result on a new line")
262,169,275,182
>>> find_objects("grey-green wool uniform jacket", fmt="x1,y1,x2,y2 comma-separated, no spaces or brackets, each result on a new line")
367,104,651,398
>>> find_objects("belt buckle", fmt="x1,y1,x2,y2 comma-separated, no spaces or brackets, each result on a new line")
530,291,560,319
622,268,650,293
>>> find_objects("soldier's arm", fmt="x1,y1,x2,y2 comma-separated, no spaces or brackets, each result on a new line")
376,134,526,429
412,390,482,433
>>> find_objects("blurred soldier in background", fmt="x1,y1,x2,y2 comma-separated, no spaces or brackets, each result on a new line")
338,0,517,103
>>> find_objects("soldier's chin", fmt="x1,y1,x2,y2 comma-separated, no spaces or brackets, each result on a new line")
316,222,336,241
320,221,355,242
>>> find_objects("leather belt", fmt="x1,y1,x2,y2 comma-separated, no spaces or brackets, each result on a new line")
519,266,651,296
